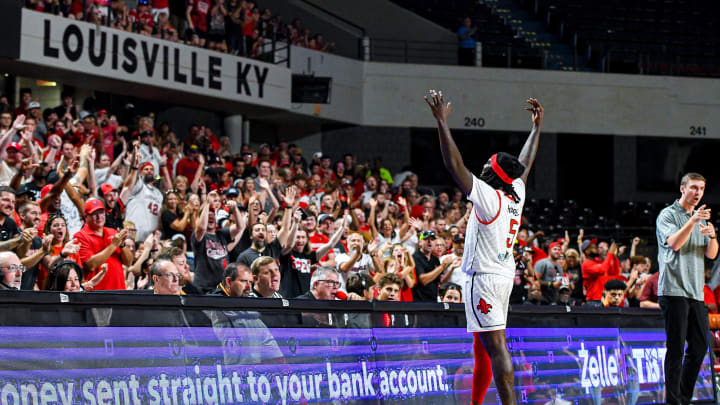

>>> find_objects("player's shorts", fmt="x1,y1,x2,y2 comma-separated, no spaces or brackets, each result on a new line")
465,272,513,333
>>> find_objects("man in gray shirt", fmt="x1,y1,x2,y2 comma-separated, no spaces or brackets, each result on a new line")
656,172,718,405
534,241,564,304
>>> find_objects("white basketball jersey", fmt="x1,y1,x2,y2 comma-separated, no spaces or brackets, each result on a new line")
125,181,164,241
461,175,525,279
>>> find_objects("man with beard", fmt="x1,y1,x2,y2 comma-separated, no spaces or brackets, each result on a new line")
211,263,253,297
137,127,162,176
533,241,565,304
236,222,283,267
99,184,124,230
280,214,347,298
17,202,53,290
125,162,164,241
193,192,246,292
581,238,619,307
440,234,468,297
37,157,80,237
75,199,133,290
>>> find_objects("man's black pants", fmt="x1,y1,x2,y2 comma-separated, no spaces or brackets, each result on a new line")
659,296,709,405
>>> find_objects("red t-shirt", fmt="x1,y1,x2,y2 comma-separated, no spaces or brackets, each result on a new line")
309,232,330,261
705,285,718,314
75,224,126,290
176,157,199,184
188,0,210,32
101,124,116,159
129,9,154,28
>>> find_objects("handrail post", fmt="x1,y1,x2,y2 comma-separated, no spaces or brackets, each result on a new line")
475,41,482,66
362,36,370,61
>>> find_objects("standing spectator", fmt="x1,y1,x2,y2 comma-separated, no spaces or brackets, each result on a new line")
440,234,467,297
186,0,210,47
564,248,583,305
242,5,259,56
138,130,162,176
151,0,169,20
509,244,534,304
125,162,164,241
412,231,454,302
53,91,79,122
0,186,20,249
581,238,618,307
27,101,46,145
207,0,227,52
656,172,717,405
192,194,245,291
236,222,283,267
457,17,477,66
335,232,378,289
639,271,660,308
75,199,133,290
534,242,565,304
13,89,32,117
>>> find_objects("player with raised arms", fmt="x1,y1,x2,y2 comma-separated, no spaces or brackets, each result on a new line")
425,90,543,405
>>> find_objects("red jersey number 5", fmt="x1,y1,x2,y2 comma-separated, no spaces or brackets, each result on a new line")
506,219,519,248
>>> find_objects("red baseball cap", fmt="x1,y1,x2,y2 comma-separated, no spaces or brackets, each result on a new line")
100,184,116,196
140,162,154,171
7,142,21,151
97,109,108,116
84,199,105,215
40,184,53,199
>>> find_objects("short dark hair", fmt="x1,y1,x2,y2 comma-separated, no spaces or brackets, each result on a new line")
603,279,627,292
439,282,462,300
346,273,375,296
156,247,183,262
223,262,250,282
378,273,402,290
0,186,16,196
681,172,706,186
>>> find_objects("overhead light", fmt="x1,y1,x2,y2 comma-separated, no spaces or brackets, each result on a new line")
36,80,57,87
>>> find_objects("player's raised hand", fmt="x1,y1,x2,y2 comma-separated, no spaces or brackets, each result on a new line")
424,89,451,123
525,98,543,128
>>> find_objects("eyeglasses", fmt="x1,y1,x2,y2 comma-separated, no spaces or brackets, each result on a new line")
160,273,181,281
319,280,341,288
1,265,26,274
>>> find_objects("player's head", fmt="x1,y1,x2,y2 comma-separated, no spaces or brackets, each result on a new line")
479,152,525,203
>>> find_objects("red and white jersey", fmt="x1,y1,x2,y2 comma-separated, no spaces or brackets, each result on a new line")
125,180,163,241
461,175,525,279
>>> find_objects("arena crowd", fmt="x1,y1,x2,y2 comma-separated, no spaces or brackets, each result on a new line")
25,0,334,57
1,89,719,313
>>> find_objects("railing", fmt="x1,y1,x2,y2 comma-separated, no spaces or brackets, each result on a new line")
368,38,547,69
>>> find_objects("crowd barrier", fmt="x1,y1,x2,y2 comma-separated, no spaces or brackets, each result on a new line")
0,291,715,405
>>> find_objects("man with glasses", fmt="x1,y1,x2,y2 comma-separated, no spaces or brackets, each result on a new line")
151,259,180,295
296,267,340,300
76,199,133,290
0,251,23,290
0,112,12,132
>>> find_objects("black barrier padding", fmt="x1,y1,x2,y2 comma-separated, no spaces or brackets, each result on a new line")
0,290,665,329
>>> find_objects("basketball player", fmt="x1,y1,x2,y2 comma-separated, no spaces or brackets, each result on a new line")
425,90,543,405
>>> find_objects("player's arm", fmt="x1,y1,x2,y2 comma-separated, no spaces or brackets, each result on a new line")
518,98,543,183
424,90,472,195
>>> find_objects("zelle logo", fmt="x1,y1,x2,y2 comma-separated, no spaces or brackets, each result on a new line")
579,343,666,393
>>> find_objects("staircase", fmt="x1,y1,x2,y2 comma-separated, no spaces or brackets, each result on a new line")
483,0,589,71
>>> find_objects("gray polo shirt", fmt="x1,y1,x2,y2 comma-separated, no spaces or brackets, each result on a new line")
656,200,710,300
